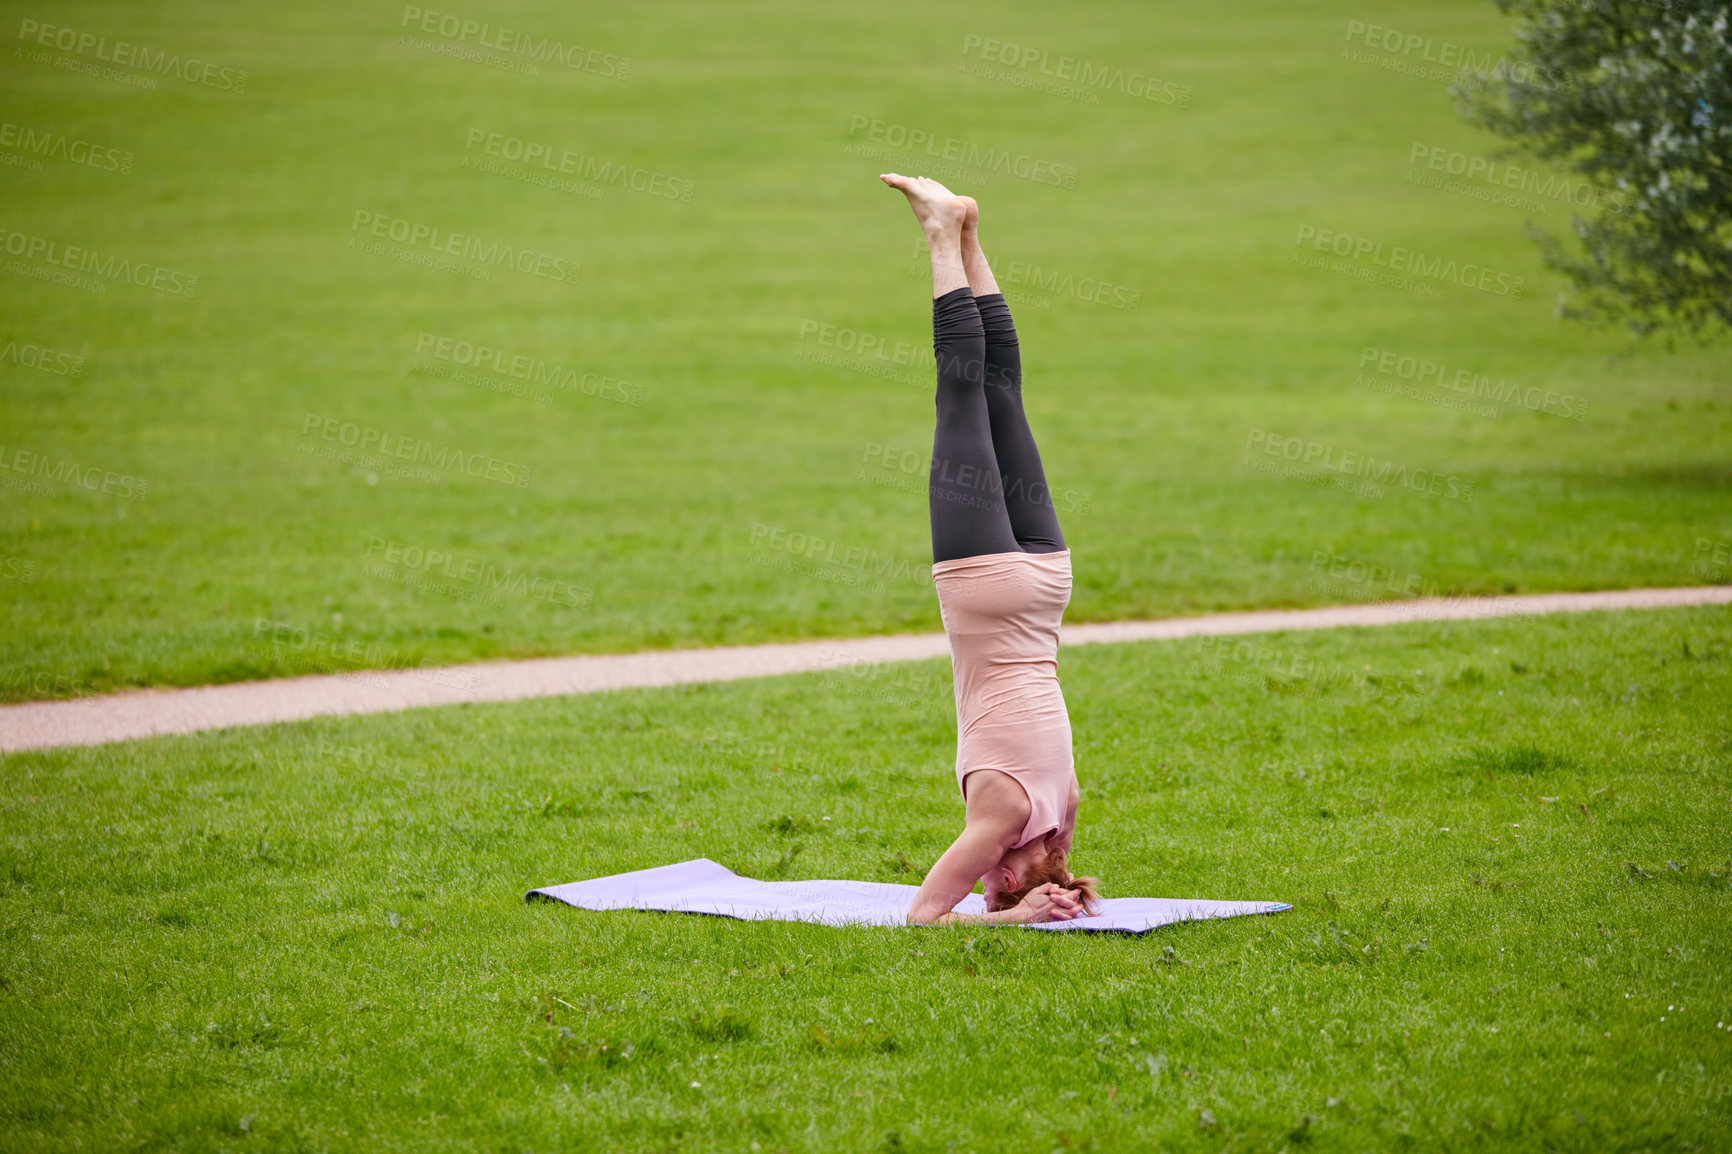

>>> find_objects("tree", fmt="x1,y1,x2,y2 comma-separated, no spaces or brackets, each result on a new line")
1457,0,1730,339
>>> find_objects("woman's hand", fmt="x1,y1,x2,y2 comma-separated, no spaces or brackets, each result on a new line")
1015,882,1085,924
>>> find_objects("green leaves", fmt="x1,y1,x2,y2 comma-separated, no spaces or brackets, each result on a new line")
1460,0,1732,338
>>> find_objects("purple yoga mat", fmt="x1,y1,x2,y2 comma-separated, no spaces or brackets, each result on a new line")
527,858,1291,934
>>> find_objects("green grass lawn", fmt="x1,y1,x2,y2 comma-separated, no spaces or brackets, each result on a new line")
2,605,1728,1151
5,3,1728,1147
1,0,1728,701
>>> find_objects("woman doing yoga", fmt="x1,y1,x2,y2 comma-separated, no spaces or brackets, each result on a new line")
880,173,1101,927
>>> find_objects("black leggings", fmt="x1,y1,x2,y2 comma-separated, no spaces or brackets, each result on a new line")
929,287,1066,564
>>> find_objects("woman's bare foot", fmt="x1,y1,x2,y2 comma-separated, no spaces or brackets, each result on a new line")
881,174,970,297
958,195,979,234
879,174,969,239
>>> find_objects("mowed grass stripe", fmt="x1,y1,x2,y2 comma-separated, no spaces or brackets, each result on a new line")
1,0,1728,701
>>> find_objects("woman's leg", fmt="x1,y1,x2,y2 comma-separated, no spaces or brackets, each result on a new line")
960,202,1067,554
881,174,1020,564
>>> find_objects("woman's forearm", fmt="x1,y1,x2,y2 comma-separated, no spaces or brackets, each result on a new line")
907,906,1026,927
938,908,1027,927
904,824,1017,926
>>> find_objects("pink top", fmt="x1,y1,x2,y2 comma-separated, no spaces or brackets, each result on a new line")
931,548,1075,849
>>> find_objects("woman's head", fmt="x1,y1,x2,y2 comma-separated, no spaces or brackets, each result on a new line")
983,844,1100,915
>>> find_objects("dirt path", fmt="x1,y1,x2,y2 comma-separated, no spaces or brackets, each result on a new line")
3,585,1726,753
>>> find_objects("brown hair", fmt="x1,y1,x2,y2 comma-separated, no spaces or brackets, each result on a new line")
986,849,1101,916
